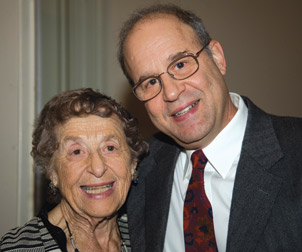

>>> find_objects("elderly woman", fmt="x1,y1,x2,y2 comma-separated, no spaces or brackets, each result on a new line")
0,88,148,252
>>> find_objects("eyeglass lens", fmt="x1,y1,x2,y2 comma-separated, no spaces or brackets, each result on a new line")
134,55,199,101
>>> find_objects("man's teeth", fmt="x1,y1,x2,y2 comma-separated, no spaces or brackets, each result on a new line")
174,100,199,117
81,184,113,194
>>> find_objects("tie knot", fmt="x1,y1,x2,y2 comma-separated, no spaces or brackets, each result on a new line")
191,149,207,169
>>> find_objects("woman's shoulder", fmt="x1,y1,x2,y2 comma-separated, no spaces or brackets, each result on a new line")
0,216,59,252
1,217,43,250
2,217,40,237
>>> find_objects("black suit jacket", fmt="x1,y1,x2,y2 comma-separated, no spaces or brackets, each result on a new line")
127,97,302,252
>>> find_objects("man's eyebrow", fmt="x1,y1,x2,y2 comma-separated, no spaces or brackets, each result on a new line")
135,50,190,84
136,74,155,84
168,50,190,62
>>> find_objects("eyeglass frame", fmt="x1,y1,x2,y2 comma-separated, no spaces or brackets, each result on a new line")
132,41,211,101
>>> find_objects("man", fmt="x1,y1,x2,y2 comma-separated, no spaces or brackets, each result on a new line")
118,4,302,252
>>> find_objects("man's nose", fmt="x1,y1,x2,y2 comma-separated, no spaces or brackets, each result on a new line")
88,152,107,177
161,73,186,102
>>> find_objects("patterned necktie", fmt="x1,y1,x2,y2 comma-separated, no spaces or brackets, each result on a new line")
183,149,218,251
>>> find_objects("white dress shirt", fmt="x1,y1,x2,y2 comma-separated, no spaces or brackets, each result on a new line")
163,93,248,252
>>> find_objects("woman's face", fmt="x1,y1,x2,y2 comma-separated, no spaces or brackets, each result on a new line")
51,114,136,220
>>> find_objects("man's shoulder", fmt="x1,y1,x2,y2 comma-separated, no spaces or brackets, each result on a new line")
270,114,302,150
243,96,302,124
243,96,302,139
244,97,302,164
271,114,302,130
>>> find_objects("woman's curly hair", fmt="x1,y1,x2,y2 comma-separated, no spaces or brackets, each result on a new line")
31,88,148,177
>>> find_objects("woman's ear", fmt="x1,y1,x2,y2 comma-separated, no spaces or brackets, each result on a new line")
130,159,139,183
209,40,227,75
49,168,59,187
130,159,138,175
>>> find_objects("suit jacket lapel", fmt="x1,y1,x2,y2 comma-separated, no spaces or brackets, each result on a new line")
145,142,180,252
226,98,284,252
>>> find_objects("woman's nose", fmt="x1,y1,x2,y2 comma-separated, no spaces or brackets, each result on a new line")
88,152,107,177
161,73,186,102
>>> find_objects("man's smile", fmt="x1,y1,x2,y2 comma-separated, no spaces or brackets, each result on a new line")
172,100,200,117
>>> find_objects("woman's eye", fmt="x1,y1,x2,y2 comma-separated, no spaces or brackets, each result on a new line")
106,145,116,151
67,147,85,160
72,149,82,155
103,142,121,154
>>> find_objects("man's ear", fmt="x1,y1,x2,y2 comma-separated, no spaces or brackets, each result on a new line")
209,40,227,75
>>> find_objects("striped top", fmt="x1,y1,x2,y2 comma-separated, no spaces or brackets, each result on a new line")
0,212,131,252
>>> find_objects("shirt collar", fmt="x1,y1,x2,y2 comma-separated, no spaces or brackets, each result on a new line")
185,93,248,179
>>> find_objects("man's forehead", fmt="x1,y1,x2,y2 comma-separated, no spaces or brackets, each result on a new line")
132,13,184,31
128,13,199,46
124,14,201,77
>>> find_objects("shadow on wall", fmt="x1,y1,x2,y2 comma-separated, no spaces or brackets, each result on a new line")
34,174,51,215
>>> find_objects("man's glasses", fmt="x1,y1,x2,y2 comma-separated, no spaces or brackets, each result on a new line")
132,41,210,101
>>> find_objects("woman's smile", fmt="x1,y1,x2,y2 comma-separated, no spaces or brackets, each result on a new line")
80,181,115,195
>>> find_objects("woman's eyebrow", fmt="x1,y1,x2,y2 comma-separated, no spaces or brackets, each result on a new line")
63,136,82,143
102,134,120,142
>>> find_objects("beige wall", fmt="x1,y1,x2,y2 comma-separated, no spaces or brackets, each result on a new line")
0,0,34,236
0,0,18,236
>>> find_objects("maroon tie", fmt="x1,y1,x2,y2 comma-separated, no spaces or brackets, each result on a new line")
183,149,218,251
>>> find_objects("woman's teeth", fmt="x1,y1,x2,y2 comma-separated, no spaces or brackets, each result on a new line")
81,184,113,194
174,100,199,117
